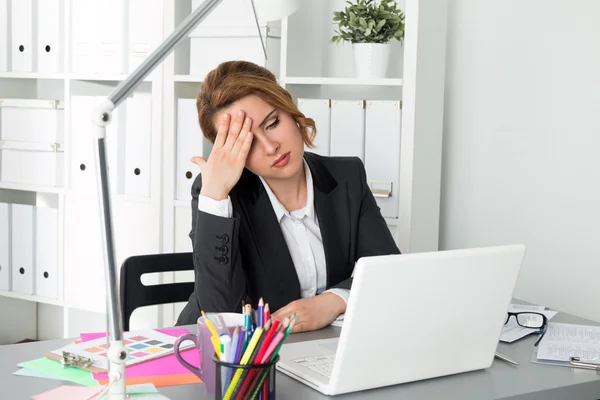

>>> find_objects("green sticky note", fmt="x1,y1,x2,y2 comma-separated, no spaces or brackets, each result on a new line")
127,383,158,395
17,358,99,387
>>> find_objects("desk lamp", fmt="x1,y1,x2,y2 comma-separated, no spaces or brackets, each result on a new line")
91,1,301,398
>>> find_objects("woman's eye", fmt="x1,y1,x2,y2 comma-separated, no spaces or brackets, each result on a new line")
266,117,280,129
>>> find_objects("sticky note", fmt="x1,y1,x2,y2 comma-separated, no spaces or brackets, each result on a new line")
17,358,99,387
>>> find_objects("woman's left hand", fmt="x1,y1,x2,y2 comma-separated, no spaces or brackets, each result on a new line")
272,293,347,333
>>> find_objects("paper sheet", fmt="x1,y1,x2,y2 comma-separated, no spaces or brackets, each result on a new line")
17,358,99,387
13,368,56,380
32,383,159,400
32,385,103,400
536,322,600,362
499,304,558,343
331,314,344,328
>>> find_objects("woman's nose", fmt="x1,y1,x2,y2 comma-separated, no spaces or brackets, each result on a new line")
260,136,279,155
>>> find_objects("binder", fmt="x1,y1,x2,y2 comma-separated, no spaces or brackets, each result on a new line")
0,147,64,187
330,100,365,161
0,99,65,145
124,93,152,197
10,0,37,72
0,0,10,72
35,207,59,299
188,33,277,77
364,100,401,219
190,0,256,30
37,0,63,73
0,202,10,291
96,0,126,74
11,204,35,295
71,0,96,73
298,98,331,157
176,98,209,201
70,96,97,191
128,0,162,73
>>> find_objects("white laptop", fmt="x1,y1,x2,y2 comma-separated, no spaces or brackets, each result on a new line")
276,245,526,395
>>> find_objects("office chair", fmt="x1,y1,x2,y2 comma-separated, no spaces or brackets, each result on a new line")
119,252,195,331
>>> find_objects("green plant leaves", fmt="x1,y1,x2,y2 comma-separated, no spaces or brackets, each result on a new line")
331,0,405,44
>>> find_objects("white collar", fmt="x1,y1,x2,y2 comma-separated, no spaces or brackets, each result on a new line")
259,158,314,223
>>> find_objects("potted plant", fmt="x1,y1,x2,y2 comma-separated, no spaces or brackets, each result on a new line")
331,0,405,78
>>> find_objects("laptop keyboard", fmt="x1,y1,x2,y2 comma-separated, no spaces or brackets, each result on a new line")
293,355,335,378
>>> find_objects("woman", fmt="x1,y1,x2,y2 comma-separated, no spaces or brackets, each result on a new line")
177,61,400,332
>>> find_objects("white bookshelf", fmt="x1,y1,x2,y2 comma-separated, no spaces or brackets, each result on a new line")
0,0,447,339
0,182,66,194
283,77,404,86
0,289,64,307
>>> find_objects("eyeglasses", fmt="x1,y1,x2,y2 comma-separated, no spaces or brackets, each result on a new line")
505,312,548,346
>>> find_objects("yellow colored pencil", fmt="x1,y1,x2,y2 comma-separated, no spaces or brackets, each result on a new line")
201,310,220,337
201,310,221,354
223,327,264,400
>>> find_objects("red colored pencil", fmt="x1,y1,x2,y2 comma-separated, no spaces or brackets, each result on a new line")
234,320,278,400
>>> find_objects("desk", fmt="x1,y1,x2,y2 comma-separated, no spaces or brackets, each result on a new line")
2,307,600,400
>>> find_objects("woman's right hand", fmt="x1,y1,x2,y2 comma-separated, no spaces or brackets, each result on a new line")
191,110,254,200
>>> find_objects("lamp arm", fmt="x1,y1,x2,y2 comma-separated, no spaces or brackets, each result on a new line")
90,1,225,398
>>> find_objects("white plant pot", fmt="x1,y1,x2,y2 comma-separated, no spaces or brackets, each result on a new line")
352,43,391,79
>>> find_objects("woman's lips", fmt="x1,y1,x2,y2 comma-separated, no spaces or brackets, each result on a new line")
272,152,290,168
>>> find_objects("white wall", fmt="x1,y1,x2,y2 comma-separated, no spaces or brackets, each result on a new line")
440,0,600,322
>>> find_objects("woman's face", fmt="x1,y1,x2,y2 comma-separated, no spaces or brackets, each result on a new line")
213,94,305,180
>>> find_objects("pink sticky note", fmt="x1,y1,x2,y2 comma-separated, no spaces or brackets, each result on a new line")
33,385,104,400
80,328,199,380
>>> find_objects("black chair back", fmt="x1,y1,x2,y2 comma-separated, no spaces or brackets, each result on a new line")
119,252,195,331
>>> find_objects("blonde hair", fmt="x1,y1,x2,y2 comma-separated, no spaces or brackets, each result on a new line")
196,61,315,147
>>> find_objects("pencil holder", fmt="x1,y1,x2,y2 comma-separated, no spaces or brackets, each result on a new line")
213,354,280,400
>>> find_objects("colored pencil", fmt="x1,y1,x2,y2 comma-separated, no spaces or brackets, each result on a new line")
223,327,263,400
201,310,221,354
257,298,264,328
231,324,270,400
223,326,241,392
248,317,296,400
234,327,245,364
263,303,270,325
244,318,290,400
233,320,275,400
243,304,252,353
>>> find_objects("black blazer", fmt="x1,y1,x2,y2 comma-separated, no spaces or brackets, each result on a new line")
176,152,400,325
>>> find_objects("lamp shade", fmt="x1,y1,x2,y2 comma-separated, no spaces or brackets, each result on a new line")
253,0,301,22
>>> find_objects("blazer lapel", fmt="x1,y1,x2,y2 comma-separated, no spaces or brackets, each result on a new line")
307,155,351,288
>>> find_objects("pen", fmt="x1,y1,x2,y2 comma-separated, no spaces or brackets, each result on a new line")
495,351,519,366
